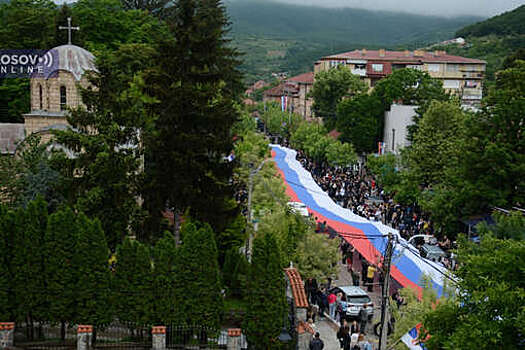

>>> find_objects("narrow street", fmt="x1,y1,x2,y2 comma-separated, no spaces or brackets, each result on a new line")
316,260,381,349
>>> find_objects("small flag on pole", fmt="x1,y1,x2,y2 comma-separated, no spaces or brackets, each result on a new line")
401,323,428,350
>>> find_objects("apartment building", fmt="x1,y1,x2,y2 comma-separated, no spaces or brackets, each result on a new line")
315,49,486,105
263,72,314,119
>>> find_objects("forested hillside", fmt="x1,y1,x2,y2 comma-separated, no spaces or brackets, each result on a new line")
431,5,525,80
225,0,481,83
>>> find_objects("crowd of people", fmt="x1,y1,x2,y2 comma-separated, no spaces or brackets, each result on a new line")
294,149,457,270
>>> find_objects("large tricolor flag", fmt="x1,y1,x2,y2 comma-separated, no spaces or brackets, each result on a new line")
271,145,449,296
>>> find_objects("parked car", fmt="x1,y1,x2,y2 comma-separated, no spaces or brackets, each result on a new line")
330,286,374,320
408,234,446,263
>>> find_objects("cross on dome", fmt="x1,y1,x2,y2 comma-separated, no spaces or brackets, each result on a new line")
58,17,80,45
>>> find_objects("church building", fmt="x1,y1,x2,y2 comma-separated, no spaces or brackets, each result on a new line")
0,18,95,154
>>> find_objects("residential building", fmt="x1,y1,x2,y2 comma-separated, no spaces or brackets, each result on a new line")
315,49,486,105
383,104,417,154
263,72,314,120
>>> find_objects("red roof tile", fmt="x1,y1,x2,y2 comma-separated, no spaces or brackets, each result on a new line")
285,268,309,308
263,83,299,97
323,49,486,64
287,72,314,84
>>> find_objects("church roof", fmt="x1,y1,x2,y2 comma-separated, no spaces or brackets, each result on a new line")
46,45,96,81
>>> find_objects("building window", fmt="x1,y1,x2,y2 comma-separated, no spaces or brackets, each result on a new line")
392,129,395,151
427,64,440,72
39,84,43,110
372,64,383,72
60,86,67,110
447,64,459,72
443,80,460,89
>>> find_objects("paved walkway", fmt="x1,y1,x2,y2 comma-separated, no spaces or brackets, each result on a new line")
315,260,381,349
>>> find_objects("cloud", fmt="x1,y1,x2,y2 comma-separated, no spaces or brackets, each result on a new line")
262,0,525,17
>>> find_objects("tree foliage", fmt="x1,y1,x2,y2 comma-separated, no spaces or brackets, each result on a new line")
44,206,78,327
113,238,153,324
423,236,525,349
176,222,223,328
310,65,367,129
337,94,384,153
143,0,243,235
244,232,287,349
53,44,155,249
73,214,112,326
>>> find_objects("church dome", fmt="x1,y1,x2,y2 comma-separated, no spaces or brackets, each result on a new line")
45,44,96,81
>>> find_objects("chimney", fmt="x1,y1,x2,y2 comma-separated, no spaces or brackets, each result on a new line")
379,49,386,57
361,48,367,56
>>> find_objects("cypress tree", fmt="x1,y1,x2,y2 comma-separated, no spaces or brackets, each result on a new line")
0,205,15,320
12,197,48,334
143,0,243,234
44,206,78,339
176,222,223,328
151,232,180,324
73,214,112,328
244,232,287,349
113,238,153,325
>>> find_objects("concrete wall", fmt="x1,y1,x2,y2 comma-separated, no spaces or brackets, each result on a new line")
383,104,417,154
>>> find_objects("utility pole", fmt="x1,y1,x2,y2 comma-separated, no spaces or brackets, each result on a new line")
378,233,395,350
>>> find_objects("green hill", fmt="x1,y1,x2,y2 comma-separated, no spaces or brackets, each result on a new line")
225,0,482,83
431,5,525,80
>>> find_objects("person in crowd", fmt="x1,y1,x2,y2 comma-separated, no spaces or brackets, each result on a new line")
350,320,359,335
366,264,376,292
328,290,337,319
337,320,351,350
309,332,324,350
357,333,373,350
318,287,328,319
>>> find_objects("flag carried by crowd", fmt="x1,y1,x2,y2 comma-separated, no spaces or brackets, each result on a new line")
271,145,449,296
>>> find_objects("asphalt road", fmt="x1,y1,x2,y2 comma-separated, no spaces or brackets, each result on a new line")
316,261,381,349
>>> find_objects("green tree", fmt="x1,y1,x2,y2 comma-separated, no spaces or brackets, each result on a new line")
11,198,48,334
151,232,180,324
423,236,525,349
325,140,357,167
456,61,525,214
143,0,243,236
404,100,467,188
113,237,153,324
366,153,401,194
477,210,525,241
372,68,448,139
310,65,367,129
72,214,112,328
216,214,246,266
0,135,63,210
44,206,78,339
54,44,156,248
336,94,384,154
294,230,339,281
0,206,16,320
244,232,287,349
176,222,223,328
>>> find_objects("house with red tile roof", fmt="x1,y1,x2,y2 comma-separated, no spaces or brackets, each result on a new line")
262,72,315,120
315,49,486,105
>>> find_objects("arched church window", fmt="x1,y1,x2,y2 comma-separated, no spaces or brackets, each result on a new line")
39,84,43,110
60,86,67,110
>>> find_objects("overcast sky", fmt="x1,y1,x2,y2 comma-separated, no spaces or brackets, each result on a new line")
265,0,525,17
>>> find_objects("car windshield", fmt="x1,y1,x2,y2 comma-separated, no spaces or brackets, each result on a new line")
348,295,371,304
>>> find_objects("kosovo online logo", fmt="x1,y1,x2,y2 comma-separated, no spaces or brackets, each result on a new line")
0,49,59,79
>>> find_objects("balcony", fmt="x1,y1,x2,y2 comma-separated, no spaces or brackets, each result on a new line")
351,68,367,76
